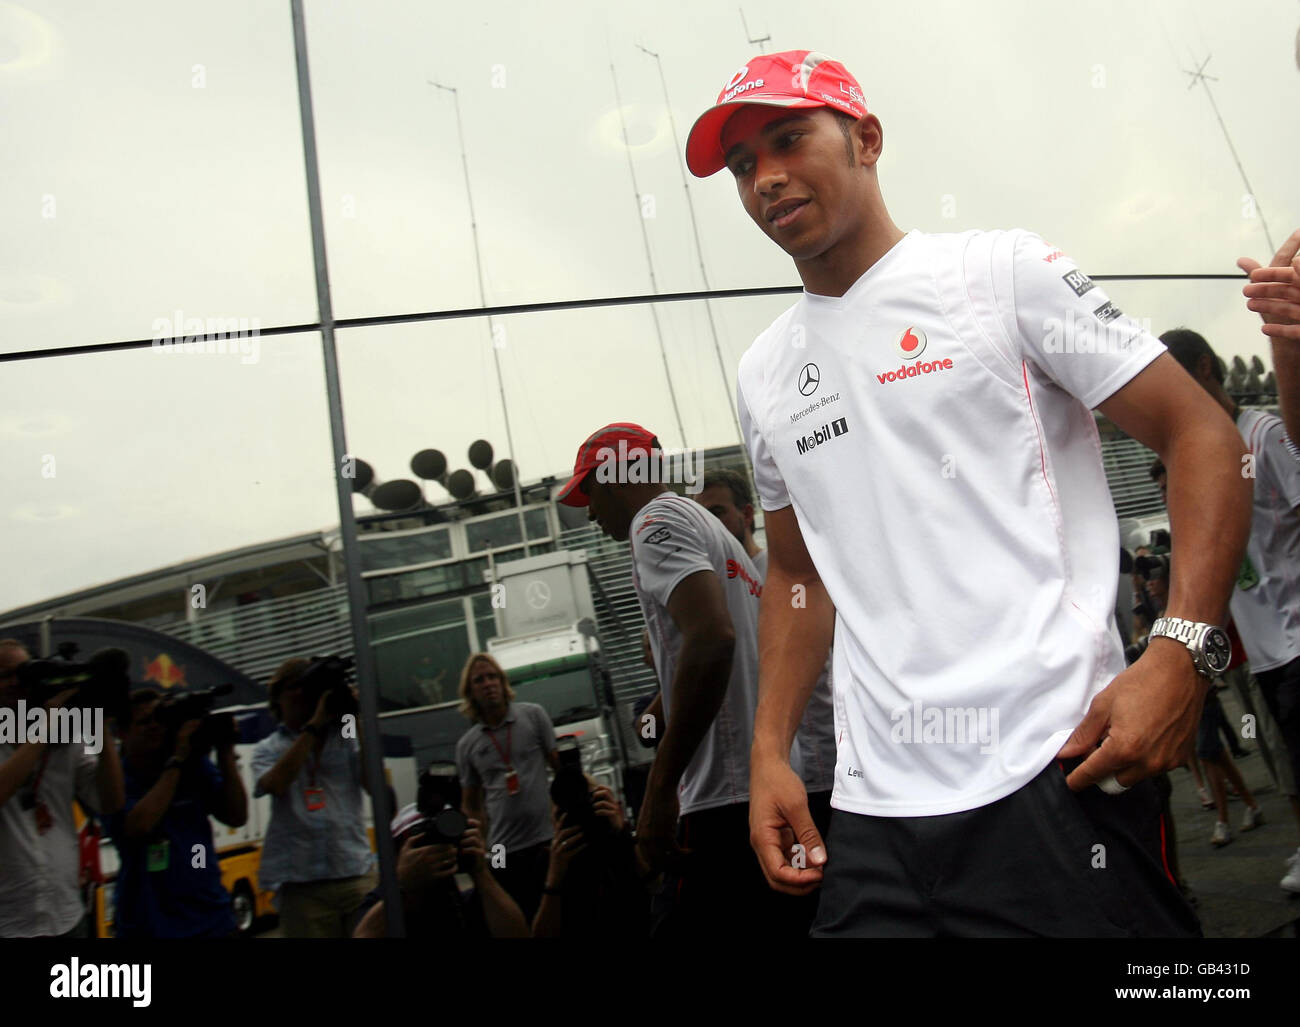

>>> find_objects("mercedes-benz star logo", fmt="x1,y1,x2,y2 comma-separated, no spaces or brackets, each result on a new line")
798,362,820,396
525,580,551,610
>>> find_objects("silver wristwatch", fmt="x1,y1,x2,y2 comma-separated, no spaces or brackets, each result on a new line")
1149,617,1232,678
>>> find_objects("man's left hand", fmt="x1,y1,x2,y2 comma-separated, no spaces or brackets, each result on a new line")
1240,228,1300,339
1056,638,1207,791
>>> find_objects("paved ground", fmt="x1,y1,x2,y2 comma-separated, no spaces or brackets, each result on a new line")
1169,689,1300,938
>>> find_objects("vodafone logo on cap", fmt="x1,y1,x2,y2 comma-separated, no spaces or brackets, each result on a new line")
725,66,749,89
894,326,927,360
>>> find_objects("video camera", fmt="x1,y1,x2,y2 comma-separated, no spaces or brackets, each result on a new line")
550,735,608,841
16,645,131,723
156,684,237,755
297,654,358,719
1134,551,1170,582
1124,635,1150,667
416,763,471,871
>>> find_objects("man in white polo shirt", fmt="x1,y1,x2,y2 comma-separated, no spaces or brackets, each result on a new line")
1163,327,1300,892
557,423,806,938
685,50,1253,936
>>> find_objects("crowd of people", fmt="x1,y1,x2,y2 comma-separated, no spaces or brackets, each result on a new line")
3,48,1300,940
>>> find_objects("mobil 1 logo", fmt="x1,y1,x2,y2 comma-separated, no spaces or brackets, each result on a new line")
796,417,849,455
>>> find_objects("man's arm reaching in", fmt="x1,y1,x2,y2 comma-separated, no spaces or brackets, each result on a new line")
1239,228,1300,442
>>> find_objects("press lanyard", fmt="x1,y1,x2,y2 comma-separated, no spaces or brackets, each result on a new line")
486,723,513,772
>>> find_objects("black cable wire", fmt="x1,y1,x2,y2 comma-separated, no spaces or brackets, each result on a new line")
0,274,1249,364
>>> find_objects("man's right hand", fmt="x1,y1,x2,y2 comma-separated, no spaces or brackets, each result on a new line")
635,784,686,874
397,833,457,894
309,691,333,731
749,748,826,895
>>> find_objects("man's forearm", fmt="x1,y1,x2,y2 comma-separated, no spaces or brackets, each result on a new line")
1162,419,1251,625
646,634,734,793
96,736,125,815
752,565,835,760
125,768,181,838
476,867,530,938
258,733,315,796
216,748,248,827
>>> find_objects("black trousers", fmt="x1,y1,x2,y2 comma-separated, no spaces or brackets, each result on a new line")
811,759,1201,938
1256,656,1300,795
652,801,815,940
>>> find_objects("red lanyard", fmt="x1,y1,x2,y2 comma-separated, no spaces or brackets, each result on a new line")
30,749,51,797
486,723,513,771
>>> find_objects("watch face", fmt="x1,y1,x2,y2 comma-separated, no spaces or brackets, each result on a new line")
1203,628,1232,674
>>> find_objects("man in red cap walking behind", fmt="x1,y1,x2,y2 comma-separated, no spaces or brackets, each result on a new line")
556,424,812,938
686,50,1252,936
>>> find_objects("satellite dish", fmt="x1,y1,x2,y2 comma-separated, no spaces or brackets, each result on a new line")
410,449,448,482
446,469,477,500
491,459,516,491
371,479,423,511
351,459,375,494
468,440,494,471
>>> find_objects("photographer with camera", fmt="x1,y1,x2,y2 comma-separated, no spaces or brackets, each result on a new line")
532,772,650,939
107,688,247,937
252,656,375,937
0,639,125,938
352,769,529,938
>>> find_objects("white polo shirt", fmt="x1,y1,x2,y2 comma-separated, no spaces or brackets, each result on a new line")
630,492,770,816
737,228,1164,816
1230,408,1300,672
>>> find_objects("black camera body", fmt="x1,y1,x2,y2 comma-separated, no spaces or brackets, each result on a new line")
298,655,358,719
158,684,236,756
1124,635,1150,667
417,763,471,872
1134,552,1171,582
550,736,607,840
16,645,131,724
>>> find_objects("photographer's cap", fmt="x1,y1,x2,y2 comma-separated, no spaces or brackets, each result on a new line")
685,50,868,178
390,802,424,841
556,422,660,508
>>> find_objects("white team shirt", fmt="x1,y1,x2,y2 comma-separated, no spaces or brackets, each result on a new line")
630,493,770,815
737,228,1164,816
752,549,837,794
1230,408,1300,672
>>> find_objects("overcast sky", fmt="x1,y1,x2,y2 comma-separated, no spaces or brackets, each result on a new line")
3,0,1298,613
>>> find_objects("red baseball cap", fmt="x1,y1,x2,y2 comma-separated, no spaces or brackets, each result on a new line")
556,423,660,507
685,50,868,178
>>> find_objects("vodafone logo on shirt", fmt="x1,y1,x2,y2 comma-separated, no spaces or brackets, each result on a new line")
894,326,927,359
878,326,953,384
